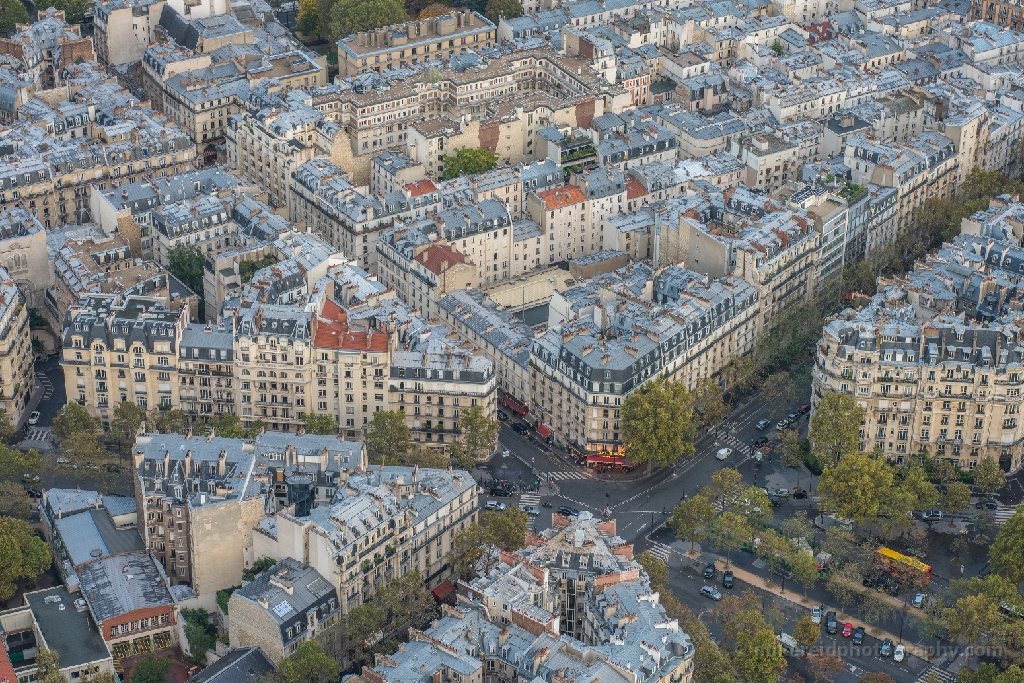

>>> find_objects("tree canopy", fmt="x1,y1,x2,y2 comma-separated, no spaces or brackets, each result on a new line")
43,0,88,23
166,245,206,321
441,147,499,180
670,493,715,551
480,506,528,551
327,0,407,39
0,0,29,37
990,506,1024,585
302,413,339,436
365,410,410,465
271,641,339,683
459,404,499,461
51,402,100,440
818,452,893,525
809,392,864,468
131,656,171,683
621,377,696,473
484,0,522,22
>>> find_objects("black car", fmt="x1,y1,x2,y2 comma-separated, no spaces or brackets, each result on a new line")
755,437,770,448
787,412,799,422
491,487,513,497
888,581,901,597
558,505,579,517
496,410,509,421
792,488,807,499
875,575,888,591
511,423,528,434
852,626,865,645
723,570,734,588
880,639,894,657
863,575,874,587
826,611,838,634
976,500,999,510
704,565,715,579
768,495,782,507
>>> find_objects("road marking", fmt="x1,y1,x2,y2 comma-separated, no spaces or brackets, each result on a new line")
647,542,672,563
520,493,541,507
541,471,588,481
915,666,956,683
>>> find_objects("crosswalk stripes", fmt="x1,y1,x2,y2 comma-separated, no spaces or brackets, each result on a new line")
36,372,53,401
520,493,541,507
915,666,956,683
646,542,672,563
25,429,50,442
994,507,1018,524
541,471,588,481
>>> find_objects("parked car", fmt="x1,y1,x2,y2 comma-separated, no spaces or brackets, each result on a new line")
799,403,811,413
787,412,799,422
700,585,722,601
768,495,782,507
756,419,771,430
776,419,790,430
792,488,808,499
704,565,715,579
888,581,901,597
880,639,894,657
894,644,906,662
511,423,529,434
976,500,999,510
811,605,823,624
912,593,926,609
56,457,69,464
852,626,865,645
863,575,875,588
723,571,734,588
875,575,888,591
27,411,40,425
826,612,838,634
485,500,506,511
520,505,540,516
772,488,790,498
558,506,579,517
922,509,943,520
716,447,732,460
491,487,513,497
755,437,770,448
496,410,509,421
842,623,853,638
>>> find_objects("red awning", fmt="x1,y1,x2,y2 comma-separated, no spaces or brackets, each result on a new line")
587,454,626,465
537,424,553,439
501,394,529,415
432,582,456,601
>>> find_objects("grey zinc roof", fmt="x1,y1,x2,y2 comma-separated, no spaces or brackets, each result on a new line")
192,647,275,683
78,552,174,623
25,587,110,668
435,289,533,368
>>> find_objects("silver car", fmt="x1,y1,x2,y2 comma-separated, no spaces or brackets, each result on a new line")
700,585,722,601
811,605,823,624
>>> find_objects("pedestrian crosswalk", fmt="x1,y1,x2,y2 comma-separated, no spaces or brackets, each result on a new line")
24,429,50,443
915,666,956,683
646,542,673,563
994,507,1019,524
36,372,53,401
541,471,588,481
520,493,541,507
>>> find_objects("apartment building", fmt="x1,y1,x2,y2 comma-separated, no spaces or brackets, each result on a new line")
177,323,236,421
92,0,230,66
0,208,48,310
526,187,596,264
812,235,1024,470
0,269,32,425
376,225,478,317
253,466,478,611
734,133,801,195
60,294,188,425
337,12,496,77
228,105,320,209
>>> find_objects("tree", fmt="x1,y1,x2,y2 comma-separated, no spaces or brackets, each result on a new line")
448,442,475,471
404,449,448,469
0,444,40,482
794,615,820,649
635,551,669,592
670,493,716,551
723,355,762,396
694,377,730,434
760,372,794,421
459,405,499,461
734,620,786,683
0,482,31,519
51,402,100,440
130,656,171,683
365,411,410,465
622,377,696,474
328,0,406,37
302,413,338,435
942,481,972,516
0,412,14,445
943,593,1004,651
448,523,492,580
44,0,88,22
808,652,845,683
824,565,860,618
818,452,894,525
789,549,820,597
990,506,1024,585
713,512,751,567
150,408,188,434
481,506,528,551
296,0,321,35
440,147,499,180
935,459,962,486
59,431,114,468
860,674,895,683
780,511,813,543
770,39,784,56
166,245,206,321
973,458,1006,496
709,468,745,509
757,529,791,583
111,402,147,453
418,2,452,17
181,608,217,665
0,517,51,600
820,525,866,571
271,641,339,683
484,0,522,22
36,648,64,683
810,393,865,468
0,0,29,37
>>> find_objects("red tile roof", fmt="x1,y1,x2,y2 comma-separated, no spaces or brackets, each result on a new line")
405,179,438,197
626,177,647,200
313,298,390,351
0,645,16,683
416,244,468,275
537,185,586,209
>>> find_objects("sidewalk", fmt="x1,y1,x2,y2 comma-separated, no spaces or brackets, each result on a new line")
704,556,931,661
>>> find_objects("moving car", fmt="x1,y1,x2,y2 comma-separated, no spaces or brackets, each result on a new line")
772,488,790,498
27,411,40,426
496,410,509,421
756,419,771,430
485,500,506,511
842,623,853,638
811,605,823,624
976,500,999,510
558,506,579,517
792,488,808,499
700,585,722,601
716,447,733,460
704,565,715,579
768,495,782,507
880,639,894,657
723,571,734,588
520,505,540,516
894,644,906,662
852,627,865,645
490,487,513,497
511,423,529,434
826,612,838,634
755,437,770,448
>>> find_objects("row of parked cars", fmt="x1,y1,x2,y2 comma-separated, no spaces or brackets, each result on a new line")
756,404,811,431
813,606,907,660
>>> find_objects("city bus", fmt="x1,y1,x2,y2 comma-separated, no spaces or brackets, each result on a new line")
873,546,932,588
